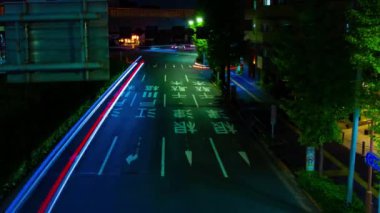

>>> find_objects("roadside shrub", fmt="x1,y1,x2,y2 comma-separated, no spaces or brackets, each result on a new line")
296,170,364,213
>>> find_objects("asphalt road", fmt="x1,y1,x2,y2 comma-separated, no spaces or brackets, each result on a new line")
4,49,318,213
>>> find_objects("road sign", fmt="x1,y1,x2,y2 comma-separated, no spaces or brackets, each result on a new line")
306,147,315,171
365,152,380,172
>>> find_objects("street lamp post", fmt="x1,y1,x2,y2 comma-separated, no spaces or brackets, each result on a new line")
188,16,207,66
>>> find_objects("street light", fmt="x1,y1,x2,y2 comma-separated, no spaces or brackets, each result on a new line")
188,20,194,27
196,17,203,26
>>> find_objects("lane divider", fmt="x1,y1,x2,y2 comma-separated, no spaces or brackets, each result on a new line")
97,136,118,176
161,137,166,177
192,94,199,108
209,138,228,178
6,56,142,213
39,61,144,213
231,79,262,102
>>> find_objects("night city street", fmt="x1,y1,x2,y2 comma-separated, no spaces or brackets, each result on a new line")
4,50,318,212
1,0,379,212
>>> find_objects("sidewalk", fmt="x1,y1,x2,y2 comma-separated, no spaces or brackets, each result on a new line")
230,67,379,211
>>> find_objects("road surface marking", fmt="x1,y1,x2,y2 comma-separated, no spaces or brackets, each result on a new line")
185,74,189,83
161,137,166,177
231,79,261,102
42,62,145,213
164,74,167,82
185,150,192,166
165,64,167,69
238,151,251,167
163,94,166,108
126,154,138,165
181,64,184,69
173,64,176,68
130,93,137,107
188,65,192,68
126,137,142,165
141,74,146,82
98,136,118,175
192,94,199,108
209,138,228,178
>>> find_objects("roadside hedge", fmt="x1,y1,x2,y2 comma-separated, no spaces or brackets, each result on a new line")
296,170,365,213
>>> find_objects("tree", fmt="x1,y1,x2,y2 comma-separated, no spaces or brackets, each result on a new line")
196,0,245,97
271,1,356,173
345,0,380,206
346,0,380,141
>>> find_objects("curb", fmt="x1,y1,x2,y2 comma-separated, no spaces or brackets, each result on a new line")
256,137,322,212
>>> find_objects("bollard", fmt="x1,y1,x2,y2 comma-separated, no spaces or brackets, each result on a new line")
362,141,365,156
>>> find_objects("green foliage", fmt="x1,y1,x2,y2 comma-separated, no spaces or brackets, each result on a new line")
271,0,356,147
346,0,380,147
296,171,364,213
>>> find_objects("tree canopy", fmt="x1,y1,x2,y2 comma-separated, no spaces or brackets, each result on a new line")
346,0,380,141
271,1,356,146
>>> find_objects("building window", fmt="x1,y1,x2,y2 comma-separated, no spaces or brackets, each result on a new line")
264,0,271,6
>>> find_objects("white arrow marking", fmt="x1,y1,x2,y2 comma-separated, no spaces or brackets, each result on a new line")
238,151,251,167
185,150,192,166
126,153,138,165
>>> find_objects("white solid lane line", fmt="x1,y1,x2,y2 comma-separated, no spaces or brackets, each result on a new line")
231,79,261,102
163,94,166,108
192,94,199,108
130,93,137,107
161,137,166,177
164,74,167,82
209,137,228,178
141,74,146,82
98,136,118,175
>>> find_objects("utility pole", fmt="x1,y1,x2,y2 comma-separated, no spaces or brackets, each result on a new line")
346,0,361,206
365,120,374,213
